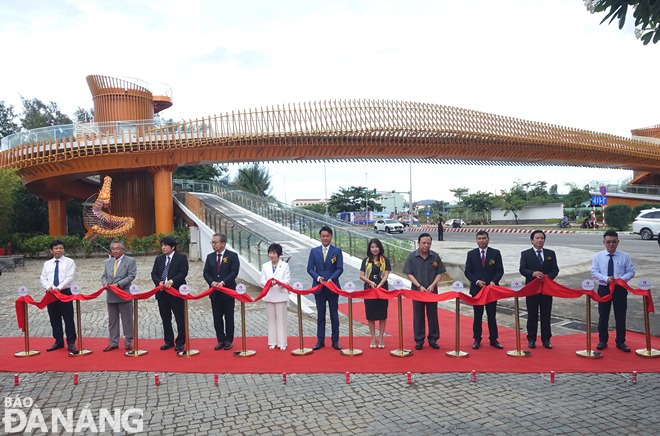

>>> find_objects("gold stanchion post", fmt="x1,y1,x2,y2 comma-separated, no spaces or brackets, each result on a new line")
125,285,147,357
576,280,602,359
340,283,362,356
177,285,199,357
446,294,468,358
635,280,660,358
15,287,40,357
291,287,313,356
507,281,531,358
69,286,92,357
234,284,255,357
390,280,412,358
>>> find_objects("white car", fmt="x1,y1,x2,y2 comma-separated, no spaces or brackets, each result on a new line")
374,219,404,233
632,208,660,240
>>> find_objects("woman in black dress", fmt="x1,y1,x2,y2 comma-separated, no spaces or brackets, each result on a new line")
359,238,391,349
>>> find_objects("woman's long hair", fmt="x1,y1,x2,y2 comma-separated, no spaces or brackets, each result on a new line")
366,238,384,261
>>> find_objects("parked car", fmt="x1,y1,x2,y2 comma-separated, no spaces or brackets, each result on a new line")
632,208,660,240
400,218,419,228
374,219,405,233
444,218,466,228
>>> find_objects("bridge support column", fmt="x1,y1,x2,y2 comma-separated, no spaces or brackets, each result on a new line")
40,194,72,236
149,165,177,235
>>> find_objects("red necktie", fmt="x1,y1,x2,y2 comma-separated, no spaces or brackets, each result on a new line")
481,250,485,268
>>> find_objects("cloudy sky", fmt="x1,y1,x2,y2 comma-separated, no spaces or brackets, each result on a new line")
2,0,658,204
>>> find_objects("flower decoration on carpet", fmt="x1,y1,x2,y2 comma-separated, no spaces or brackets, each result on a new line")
83,176,135,241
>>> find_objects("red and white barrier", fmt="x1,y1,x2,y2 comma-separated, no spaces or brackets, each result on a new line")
406,227,575,234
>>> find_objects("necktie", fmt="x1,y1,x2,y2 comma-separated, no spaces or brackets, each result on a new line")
537,250,543,264
217,253,221,272
113,259,118,276
481,250,485,268
161,256,171,282
53,259,60,287
607,253,614,277
323,246,327,262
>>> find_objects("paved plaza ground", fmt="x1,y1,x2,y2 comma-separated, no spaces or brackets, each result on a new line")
1,257,660,435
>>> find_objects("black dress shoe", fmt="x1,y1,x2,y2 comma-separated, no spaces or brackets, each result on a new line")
472,340,481,350
528,341,536,349
224,342,233,350
103,345,119,352
429,341,440,349
332,342,342,350
160,343,174,350
214,342,225,351
175,344,184,352
490,340,503,349
616,343,631,352
67,344,77,352
312,341,325,350
596,342,607,350
542,341,552,349
415,342,423,350
47,343,64,352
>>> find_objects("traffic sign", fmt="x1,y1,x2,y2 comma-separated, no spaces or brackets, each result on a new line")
426,209,430,216
600,186,607,196
591,195,607,205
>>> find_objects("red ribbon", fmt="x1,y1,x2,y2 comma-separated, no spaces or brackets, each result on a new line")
15,278,653,332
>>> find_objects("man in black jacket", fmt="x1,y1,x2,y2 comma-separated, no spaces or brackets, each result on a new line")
151,237,189,352
519,230,559,349
464,231,504,350
203,233,240,350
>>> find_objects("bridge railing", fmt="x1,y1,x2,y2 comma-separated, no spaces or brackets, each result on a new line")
174,190,289,269
173,179,414,273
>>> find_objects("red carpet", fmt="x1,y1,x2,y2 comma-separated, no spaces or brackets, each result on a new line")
2,299,659,374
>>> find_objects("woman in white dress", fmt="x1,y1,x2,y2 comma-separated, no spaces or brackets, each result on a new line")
259,243,290,350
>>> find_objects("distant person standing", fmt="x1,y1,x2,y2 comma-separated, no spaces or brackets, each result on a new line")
436,214,444,241
203,233,240,351
519,230,559,349
307,226,344,350
151,237,189,352
591,230,635,352
403,233,445,350
101,240,137,352
41,239,77,352
464,231,504,349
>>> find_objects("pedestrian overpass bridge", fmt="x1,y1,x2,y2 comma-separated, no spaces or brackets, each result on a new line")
2,74,660,237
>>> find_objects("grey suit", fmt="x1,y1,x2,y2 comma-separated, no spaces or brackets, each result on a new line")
101,255,136,347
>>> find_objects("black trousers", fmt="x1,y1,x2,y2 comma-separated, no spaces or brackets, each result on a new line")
413,300,439,343
526,294,553,342
314,287,340,343
157,291,186,347
211,293,235,343
473,301,498,341
47,288,76,345
597,285,628,345
437,225,444,241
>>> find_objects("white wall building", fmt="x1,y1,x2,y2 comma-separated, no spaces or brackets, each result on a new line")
490,203,564,224
377,192,405,214
291,198,326,207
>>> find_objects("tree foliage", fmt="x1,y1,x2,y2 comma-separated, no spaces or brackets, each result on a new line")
233,163,272,196
586,0,660,44
73,107,94,123
499,189,526,224
174,164,229,182
0,101,20,138
631,202,660,218
301,203,327,214
0,168,21,239
463,191,494,222
327,186,384,214
562,183,591,208
605,203,632,230
20,97,72,130
449,187,469,205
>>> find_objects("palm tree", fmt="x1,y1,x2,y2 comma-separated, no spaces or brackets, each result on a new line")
233,163,272,197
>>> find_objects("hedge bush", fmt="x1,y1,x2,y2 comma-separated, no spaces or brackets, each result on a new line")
631,203,660,219
604,204,632,231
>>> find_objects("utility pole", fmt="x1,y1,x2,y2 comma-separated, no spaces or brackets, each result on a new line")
365,173,369,225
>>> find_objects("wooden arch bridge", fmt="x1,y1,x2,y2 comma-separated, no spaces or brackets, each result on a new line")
1,75,659,236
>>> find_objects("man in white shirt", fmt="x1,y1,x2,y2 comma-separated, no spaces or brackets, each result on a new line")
591,230,635,352
40,239,77,352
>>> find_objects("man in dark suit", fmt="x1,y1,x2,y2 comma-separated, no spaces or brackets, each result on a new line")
151,236,189,352
464,231,504,349
203,233,240,351
519,230,560,349
307,225,343,350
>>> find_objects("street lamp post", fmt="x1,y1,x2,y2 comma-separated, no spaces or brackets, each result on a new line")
274,172,291,206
